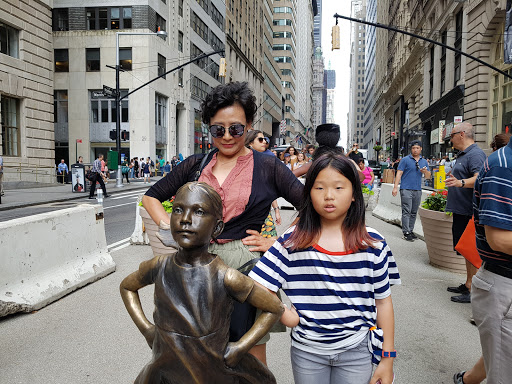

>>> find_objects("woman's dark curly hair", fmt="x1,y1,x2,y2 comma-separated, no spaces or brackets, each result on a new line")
201,82,257,125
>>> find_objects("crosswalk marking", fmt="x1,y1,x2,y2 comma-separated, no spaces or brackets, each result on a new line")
108,237,130,252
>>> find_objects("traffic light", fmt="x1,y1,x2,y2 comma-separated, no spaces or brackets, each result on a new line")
121,130,130,141
219,58,227,77
109,129,117,140
332,25,340,50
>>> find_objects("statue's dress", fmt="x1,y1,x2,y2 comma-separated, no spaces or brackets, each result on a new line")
134,255,275,384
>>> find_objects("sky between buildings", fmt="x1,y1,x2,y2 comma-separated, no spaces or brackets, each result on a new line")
321,0,352,148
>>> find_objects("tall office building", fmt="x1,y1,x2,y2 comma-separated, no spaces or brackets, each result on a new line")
312,47,325,129
363,0,377,156
313,0,322,48
324,69,336,124
272,1,298,143
51,0,225,164
348,0,366,148
225,0,282,144
295,0,316,143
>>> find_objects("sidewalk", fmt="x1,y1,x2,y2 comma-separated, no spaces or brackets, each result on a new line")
0,176,163,211
0,209,483,383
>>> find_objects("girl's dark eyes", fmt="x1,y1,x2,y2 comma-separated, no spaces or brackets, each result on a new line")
173,207,182,213
195,209,205,216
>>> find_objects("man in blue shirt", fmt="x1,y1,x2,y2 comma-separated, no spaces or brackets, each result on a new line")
392,140,431,241
57,159,69,184
444,122,486,303
470,134,512,382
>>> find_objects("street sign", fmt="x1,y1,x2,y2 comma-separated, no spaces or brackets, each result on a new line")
279,119,287,134
103,85,118,98
76,139,82,143
92,91,105,98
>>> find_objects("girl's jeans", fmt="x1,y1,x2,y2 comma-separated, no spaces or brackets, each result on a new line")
291,336,372,384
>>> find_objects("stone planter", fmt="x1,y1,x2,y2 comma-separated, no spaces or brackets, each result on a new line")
418,207,466,273
139,206,177,257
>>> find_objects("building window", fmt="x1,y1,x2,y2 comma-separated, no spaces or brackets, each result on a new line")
191,44,207,69
178,0,184,17
196,0,208,13
1,96,20,156
86,7,132,30
155,13,166,32
191,12,208,43
178,31,183,52
273,19,292,27
119,48,132,70
52,8,69,31
55,49,69,72
429,46,434,103
54,90,69,143
158,54,166,79
274,56,294,65
54,91,69,124
0,22,19,58
178,68,183,87
155,93,167,144
273,44,294,53
91,90,128,123
191,76,211,100
86,48,100,72
454,10,463,85
211,4,224,30
210,32,224,51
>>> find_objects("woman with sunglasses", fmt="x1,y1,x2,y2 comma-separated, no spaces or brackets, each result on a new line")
142,82,303,365
245,129,282,229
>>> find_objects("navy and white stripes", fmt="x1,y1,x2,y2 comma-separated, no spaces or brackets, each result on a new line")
249,226,400,363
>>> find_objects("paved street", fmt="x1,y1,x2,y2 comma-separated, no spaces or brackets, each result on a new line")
0,204,484,383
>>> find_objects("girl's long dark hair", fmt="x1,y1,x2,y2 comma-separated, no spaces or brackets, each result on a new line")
285,153,377,252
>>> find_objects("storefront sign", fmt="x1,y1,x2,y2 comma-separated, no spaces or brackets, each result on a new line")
454,116,463,123
431,128,439,144
443,122,454,140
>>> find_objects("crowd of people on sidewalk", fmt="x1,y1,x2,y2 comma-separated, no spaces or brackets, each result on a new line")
389,122,512,384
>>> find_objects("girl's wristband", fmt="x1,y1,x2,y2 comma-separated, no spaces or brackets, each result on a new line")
380,350,397,358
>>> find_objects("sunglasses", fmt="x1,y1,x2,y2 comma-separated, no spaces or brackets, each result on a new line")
209,124,245,138
450,130,464,139
256,137,270,144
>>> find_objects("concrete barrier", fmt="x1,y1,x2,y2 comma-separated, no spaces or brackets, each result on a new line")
130,194,149,245
372,183,433,238
0,204,116,317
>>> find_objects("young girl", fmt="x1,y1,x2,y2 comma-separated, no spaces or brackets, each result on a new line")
120,182,283,384
293,152,307,171
250,153,401,384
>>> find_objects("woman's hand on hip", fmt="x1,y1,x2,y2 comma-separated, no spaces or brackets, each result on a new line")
242,230,276,252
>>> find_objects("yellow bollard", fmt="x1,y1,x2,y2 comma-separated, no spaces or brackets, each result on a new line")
434,165,446,189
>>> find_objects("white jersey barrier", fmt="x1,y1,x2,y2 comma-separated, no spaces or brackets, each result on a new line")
0,204,116,317
372,183,432,239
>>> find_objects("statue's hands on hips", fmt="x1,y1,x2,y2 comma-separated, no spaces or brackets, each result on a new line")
224,342,244,368
156,220,179,249
142,325,156,349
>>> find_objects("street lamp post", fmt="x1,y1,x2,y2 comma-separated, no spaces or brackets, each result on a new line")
114,30,167,188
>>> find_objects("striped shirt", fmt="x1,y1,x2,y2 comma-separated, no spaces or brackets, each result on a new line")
473,141,512,265
249,226,400,362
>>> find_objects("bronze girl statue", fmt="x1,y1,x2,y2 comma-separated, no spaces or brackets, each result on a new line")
120,182,283,383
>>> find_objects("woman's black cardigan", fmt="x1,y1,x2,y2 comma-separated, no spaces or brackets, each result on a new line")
145,149,304,240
